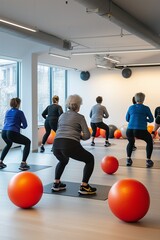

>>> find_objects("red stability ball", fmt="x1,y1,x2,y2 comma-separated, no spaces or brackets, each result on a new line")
108,179,150,222
101,155,119,174
114,129,122,139
8,172,43,209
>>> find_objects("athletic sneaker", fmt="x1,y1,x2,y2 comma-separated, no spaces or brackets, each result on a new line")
78,184,97,195
126,158,133,166
104,141,111,147
19,162,30,171
51,182,66,192
40,145,45,153
0,161,7,169
146,160,154,168
91,142,95,146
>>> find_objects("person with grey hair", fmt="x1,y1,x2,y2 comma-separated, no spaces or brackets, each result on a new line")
90,96,111,147
125,92,154,168
52,94,96,195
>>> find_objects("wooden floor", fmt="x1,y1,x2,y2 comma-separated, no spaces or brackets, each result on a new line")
0,138,160,240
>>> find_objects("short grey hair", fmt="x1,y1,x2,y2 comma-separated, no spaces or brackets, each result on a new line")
134,92,145,103
66,94,83,111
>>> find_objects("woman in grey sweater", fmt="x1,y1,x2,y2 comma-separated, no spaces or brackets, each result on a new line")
52,94,96,195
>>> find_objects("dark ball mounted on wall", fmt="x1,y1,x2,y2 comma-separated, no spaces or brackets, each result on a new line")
80,71,90,81
122,68,132,78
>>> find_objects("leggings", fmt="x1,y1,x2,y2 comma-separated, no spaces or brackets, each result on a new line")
53,139,94,183
91,122,109,140
1,130,31,162
126,129,153,159
42,119,58,144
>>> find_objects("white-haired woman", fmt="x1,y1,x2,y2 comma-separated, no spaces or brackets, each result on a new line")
52,94,96,195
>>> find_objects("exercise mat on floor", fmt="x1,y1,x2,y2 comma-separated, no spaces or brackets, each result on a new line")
0,163,52,173
43,181,111,201
119,158,160,169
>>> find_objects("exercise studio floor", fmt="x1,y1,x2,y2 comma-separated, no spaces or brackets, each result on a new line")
0,138,160,240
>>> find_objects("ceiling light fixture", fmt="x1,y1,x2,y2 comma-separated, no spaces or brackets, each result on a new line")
104,55,120,63
49,53,70,60
0,18,37,32
117,62,160,67
96,64,108,69
71,48,160,56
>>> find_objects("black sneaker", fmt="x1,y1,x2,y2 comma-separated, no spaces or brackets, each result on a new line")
51,182,66,192
146,160,154,168
0,161,7,169
126,158,133,166
104,142,111,147
19,162,30,171
91,142,95,146
78,184,97,195
40,145,45,153
132,146,137,151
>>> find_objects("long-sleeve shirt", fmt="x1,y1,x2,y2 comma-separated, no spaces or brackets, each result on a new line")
126,104,153,130
90,103,109,123
55,110,90,142
2,108,27,133
42,104,63,120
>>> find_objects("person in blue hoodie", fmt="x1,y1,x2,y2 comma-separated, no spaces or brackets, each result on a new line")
126,92,154,168
0,98,31,170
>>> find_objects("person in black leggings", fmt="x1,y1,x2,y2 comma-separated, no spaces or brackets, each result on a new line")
126,92,154,168
0,98,31,170
40,95,63,153
52,94,96,195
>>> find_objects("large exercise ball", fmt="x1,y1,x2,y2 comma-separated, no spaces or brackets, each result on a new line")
114,129,122,139
147,125,154,134
120,125,128,139
108,179,150,222
109,125,117,138
100,129,106,138
101,155,119,174
8,172,43,208
47,130,56,144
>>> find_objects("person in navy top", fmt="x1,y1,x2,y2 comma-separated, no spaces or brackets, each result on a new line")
126,92,154,168
0,98,31,170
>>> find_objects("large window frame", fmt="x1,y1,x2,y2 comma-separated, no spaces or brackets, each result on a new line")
0,58,21,128
37,64,67,125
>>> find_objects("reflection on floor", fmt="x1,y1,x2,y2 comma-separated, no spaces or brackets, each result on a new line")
0,138,160,240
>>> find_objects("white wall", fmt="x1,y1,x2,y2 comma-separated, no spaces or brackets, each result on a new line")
68,67,160,129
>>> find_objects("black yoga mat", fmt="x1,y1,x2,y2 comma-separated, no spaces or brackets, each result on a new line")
43,181,111,201
0,163,52,173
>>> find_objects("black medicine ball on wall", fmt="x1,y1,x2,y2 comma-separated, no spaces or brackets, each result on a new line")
122,68,132,78
80,71,90,81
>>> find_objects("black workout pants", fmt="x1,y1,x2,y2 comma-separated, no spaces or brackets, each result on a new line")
1,130,31,162
53,139,94,183
91,122,109,140
126,129,153,159
42,119,58,144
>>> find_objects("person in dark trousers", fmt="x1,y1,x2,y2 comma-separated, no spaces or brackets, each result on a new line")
40,95,63,153
90,96,111,147
52,94,96,195
126,92,154,168
0,97,31,170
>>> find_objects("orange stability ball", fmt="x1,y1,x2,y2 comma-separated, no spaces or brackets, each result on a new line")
147,125,154,134
100,129,106,138
114,129,122,139
8,172,43,208
47,130,56,144
108,179,150,222
101,155,119,174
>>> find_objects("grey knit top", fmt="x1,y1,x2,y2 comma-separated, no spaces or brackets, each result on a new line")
55,110,90,142
90,103,109,123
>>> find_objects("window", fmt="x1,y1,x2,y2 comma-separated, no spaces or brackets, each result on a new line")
38,64,67,125
0,59,20,127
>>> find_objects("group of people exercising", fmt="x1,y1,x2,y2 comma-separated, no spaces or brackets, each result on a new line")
0,92,159,195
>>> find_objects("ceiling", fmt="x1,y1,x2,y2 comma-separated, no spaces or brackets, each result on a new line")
0,0,160,71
